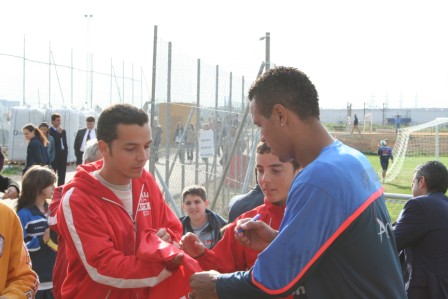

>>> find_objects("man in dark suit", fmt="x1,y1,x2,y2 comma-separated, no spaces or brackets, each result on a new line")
50,113,68,186
74,116,96,165
393,160,448,299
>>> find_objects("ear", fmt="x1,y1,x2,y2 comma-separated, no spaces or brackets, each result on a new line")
419,176,428,192
204,200,209,208
98,140,109,156
272,104,287,126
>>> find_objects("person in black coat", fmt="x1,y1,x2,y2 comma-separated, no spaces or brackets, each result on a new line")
49,113,68,186
393,160,448,299
74,116,96,165
22,124,50,175
228,181,264,223
0,150,20,199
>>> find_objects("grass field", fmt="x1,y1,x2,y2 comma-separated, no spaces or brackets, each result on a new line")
365,154,448,221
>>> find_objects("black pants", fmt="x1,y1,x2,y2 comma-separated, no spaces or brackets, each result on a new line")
75,151,83,165
51,152,67,186
36,289,54,299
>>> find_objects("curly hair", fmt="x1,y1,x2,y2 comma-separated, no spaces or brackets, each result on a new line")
248,66,320,120
16,165,56,212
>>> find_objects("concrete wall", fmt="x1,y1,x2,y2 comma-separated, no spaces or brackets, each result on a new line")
321,108,448,126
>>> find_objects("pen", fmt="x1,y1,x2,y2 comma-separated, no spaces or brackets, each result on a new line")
237,214,261,233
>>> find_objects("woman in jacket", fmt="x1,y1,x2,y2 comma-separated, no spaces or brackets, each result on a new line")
22,124,50,175
185,123,196,163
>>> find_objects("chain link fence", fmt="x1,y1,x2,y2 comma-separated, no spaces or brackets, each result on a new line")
0,29,261,218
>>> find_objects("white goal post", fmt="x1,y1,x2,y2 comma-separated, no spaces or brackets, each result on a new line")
384,117,448,183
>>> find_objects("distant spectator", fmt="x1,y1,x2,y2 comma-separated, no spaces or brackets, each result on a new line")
395,114,401,133
174,122,185,162
39,122,56,164
22,124,50,175
393,161,448,298
351,114,361,134
49,113,68,186
74,116,96,166
179,185,226,249
185,123,196,163
0,150,20,199
152,122,163,162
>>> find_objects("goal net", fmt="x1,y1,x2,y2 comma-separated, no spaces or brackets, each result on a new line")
363,113,373,133
385,117,448,183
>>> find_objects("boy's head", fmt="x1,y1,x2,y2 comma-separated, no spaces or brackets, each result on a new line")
256,141,299,205
182,185,208,220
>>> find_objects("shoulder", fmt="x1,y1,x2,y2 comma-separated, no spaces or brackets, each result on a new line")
0,201,16,219
207,209,227,225
17,207,32,218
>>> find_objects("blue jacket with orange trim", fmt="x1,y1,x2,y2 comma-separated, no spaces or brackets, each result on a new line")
216,140,407,299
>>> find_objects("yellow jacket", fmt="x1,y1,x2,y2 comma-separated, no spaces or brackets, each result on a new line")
0,201,39,298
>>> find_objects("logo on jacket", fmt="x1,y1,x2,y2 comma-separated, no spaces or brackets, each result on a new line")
137,190,151,216
0,234,4,257
376,218,392,242
292,285,306,297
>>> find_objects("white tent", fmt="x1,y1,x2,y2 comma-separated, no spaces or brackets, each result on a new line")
8,107,46,161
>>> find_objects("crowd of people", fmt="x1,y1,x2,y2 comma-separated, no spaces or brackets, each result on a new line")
0,66,447,299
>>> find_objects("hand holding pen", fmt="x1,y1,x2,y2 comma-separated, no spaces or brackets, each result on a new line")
234,214,278,251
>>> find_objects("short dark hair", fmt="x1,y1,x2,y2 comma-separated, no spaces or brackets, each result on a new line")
97,104,148,144
86,116,95,122
415,161,448,194
182,185,207,202
248,66,320,120
51,113,61,122
256,141,300,170
39,122,49,129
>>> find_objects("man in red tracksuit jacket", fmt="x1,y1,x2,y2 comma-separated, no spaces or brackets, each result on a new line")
181,142,300,299
57,104,198,299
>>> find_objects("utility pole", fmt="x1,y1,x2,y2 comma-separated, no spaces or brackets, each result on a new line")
260,32,270,71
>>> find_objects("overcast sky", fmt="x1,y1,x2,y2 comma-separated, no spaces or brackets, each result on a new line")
2,0,448,109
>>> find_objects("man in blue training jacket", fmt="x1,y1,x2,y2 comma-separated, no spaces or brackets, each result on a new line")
189,66,406,299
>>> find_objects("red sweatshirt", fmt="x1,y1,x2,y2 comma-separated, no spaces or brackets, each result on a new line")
57,161,184,299
197,200,293,299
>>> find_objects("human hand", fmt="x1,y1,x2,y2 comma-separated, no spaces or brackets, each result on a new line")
57,126,63,133
165,252,184,271
2,186,19,199
234,218,278,251
156,228,173,244
180,232,205,258
189,270,219,299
